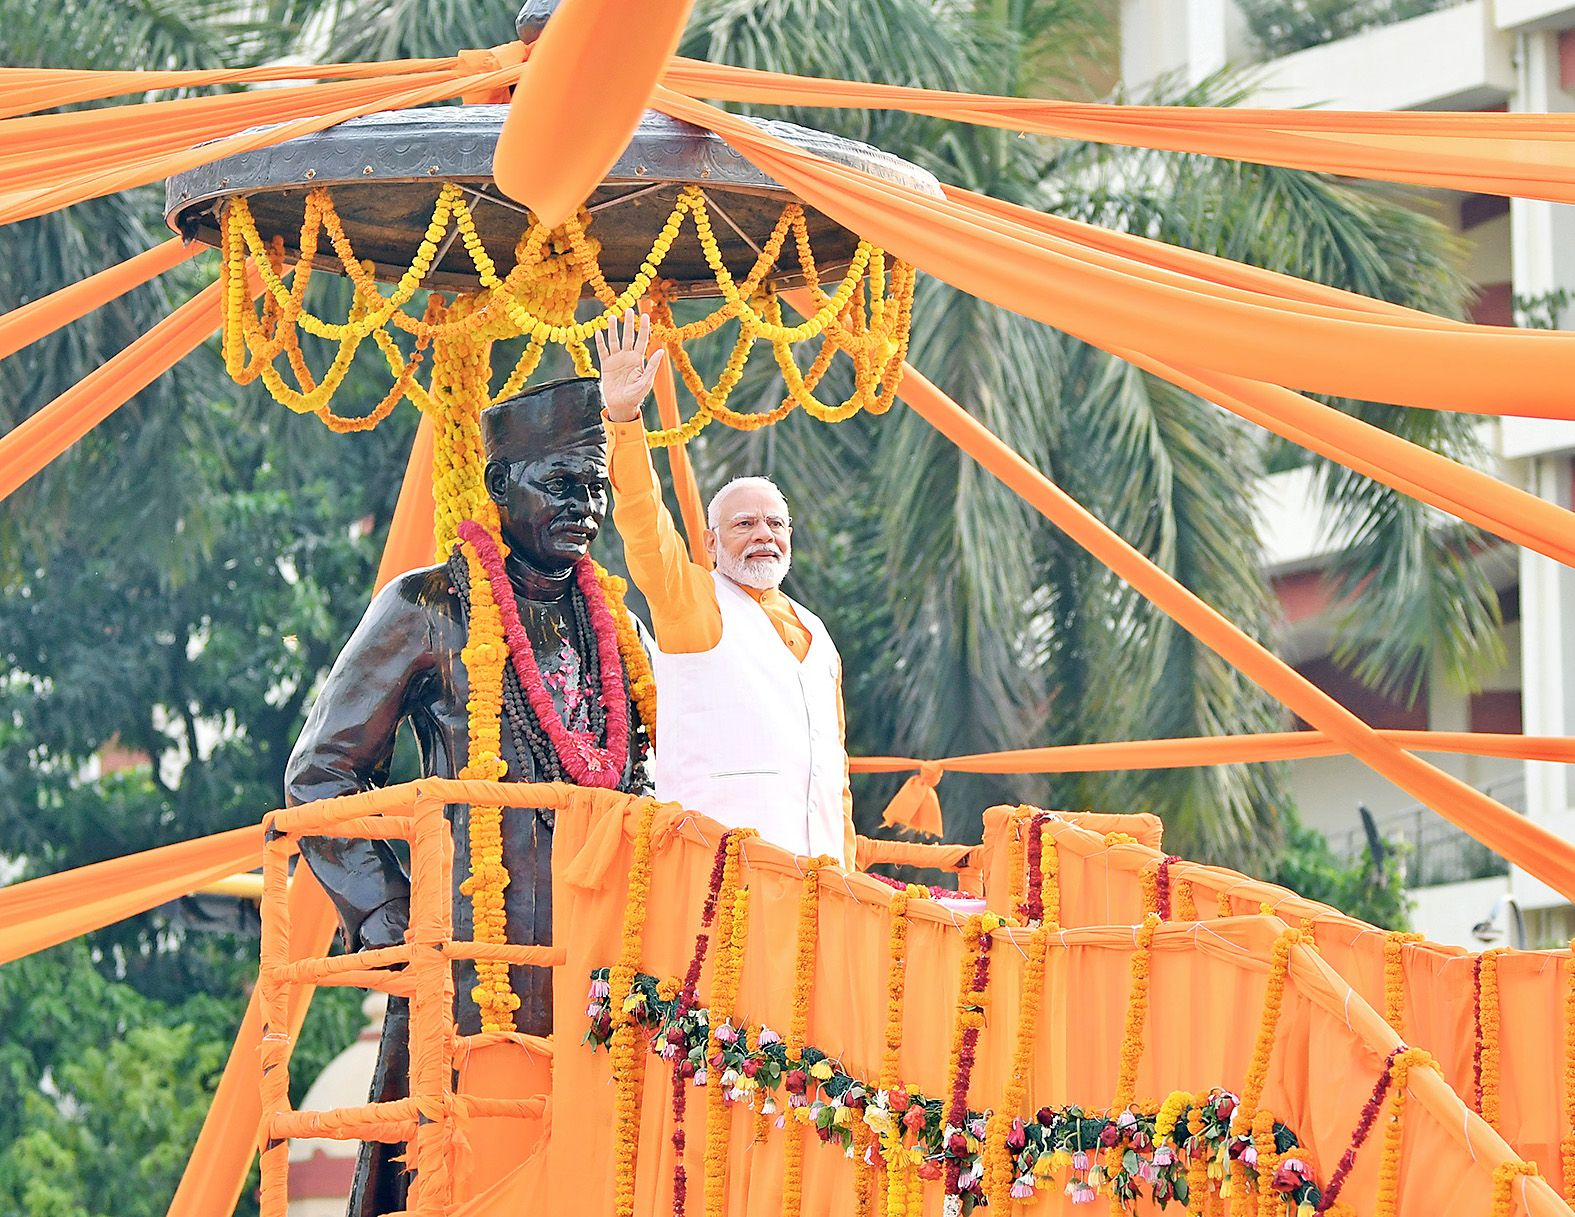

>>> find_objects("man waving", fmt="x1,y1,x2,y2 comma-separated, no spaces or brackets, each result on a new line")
595,309,855,867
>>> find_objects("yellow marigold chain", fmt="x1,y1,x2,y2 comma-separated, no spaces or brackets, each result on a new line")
222,180,915,445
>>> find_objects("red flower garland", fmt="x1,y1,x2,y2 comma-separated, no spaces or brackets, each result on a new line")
1472,955,1484,1113
670,834,734,1217
1157,855,1181,922
1315,1046,1403,1214
944,922,994,1202
457,521,629,787
1023,815,1046,925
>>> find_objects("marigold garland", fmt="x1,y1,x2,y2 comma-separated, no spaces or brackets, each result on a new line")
782,855,836,1217
668,834,734,1217
1140,865,1161,920
595,564,657,744
453,533,515,1029
1115,914,1162,1105
1176,878,1198,922
1374,1049,1437,1217
592,980,1325,1217
1007,808,1030,923
705,835,755,1217
1382,931,1422,1036
943,913,1000,1216
983,918,1049,1208
1479,946,1508,1130
1185,1088,1212,1216
220,182,916,446
1494,1161,1541,1217
1563,939,1575,1204
608,798,663,1217
1217,890,1234,918
1107,914,1161,1216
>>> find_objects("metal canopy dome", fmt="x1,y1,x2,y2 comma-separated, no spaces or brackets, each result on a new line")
164,107,944,297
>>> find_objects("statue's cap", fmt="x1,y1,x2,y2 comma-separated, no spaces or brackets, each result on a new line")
481,375,606,461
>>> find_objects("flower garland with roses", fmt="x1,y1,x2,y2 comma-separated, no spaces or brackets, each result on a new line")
584,979,1325,1217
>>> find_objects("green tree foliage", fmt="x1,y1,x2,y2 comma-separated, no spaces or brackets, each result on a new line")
1236,0,1460,57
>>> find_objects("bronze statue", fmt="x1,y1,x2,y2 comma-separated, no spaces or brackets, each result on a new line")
284,376,651,1216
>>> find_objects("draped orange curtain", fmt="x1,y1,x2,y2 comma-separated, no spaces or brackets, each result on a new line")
652,87,1575,419
537,793,1568,1217
976,807,1572,1197
495,0,694,226
663,59,1575,204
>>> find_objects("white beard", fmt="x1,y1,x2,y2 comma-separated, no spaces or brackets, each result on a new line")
715,544,791,590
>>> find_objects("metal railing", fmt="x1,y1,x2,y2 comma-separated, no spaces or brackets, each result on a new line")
1240,0,1474,58
1333,772,1522,889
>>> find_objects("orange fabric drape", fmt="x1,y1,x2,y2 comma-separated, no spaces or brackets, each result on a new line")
0,825,261,966
166,867,340,1217
849,729,1575,774
978,806,1572,1196
663,58,1575,205
0,237,200,364
0,278,226,502
535,792,1569,1217
649,313,711,568
495,0,693,227
0,74,463,197
0,61,525,227
376,413,437,588
165,427,440,1217
926,184,1575,565
652,87,1575,419
876,364,1575,902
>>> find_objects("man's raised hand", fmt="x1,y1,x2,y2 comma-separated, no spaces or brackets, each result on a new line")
594,307,667,424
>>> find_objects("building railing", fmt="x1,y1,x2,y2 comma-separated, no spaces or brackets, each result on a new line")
1239,0,1474,58
1334,772,1522,889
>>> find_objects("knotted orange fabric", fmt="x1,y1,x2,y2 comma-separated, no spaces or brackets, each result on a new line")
878,760,945,836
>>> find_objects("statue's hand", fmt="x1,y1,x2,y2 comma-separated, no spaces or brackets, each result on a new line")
356,897,410,951
594,308,666,424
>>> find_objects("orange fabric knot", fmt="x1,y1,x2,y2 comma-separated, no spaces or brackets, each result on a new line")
456,43,525,105
880,761,944,837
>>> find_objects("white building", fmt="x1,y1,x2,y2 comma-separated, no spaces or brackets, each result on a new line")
1120,0,1575,948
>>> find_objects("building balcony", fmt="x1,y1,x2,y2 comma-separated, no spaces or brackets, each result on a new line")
1247,0,1516,111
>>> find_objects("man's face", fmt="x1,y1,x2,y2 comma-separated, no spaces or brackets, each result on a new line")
705,483,792,590
485,442,609,572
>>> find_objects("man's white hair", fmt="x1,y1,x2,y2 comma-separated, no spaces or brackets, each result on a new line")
707,475,789,530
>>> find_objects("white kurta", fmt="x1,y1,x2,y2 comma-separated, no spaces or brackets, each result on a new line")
652,571,847,864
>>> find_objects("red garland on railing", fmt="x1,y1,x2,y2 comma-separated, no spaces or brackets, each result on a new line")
669,834,733,1217
1023,816,1046,926
1314,1046,1403,1214
1156,855,1181,922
